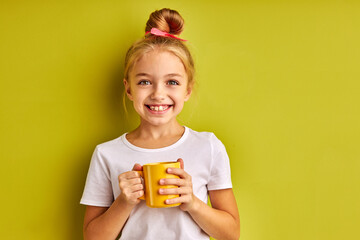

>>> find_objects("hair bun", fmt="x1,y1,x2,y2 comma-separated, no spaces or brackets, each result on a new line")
145,8,184,35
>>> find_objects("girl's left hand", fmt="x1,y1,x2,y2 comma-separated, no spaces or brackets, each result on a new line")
159,158,196,212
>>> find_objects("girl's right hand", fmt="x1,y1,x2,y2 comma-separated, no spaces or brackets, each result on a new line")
118,163,144,206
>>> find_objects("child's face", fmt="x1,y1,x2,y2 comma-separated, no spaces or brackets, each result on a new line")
124,50,192,127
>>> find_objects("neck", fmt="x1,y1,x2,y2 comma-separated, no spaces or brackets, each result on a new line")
131,120,184,140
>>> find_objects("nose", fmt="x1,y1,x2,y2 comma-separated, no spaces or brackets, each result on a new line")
150,83,166,101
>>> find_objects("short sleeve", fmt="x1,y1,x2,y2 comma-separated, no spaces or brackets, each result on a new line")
80,146,114,207
207,134,233,191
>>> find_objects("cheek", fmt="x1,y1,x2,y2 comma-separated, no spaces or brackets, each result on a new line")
173,94,187,107
133,96,144,106
131,88,143,99
132,91,149,108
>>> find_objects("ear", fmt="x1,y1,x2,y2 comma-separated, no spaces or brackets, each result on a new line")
184,85,193,102
123,79,133,101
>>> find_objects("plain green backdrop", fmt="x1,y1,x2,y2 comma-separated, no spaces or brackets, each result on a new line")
1,0,359,239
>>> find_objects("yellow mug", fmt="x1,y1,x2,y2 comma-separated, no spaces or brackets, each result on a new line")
136,162,181,208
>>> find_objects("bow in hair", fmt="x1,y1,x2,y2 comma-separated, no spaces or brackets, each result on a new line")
145,28,187,41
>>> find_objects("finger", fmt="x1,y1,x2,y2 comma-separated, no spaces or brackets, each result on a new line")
132,163,143,171
119,180,143,192
130,183,144,192
118,171,142,181
126,177,142,185
166,167,190,180
160,178,186,187
177,158,184,169
122,181,144,193
128,190,144,200
159,186,192,195
136,190,144,198
164,195,190,205
119,175,143,191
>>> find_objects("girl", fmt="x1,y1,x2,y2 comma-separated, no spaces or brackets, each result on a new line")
81,8,240,240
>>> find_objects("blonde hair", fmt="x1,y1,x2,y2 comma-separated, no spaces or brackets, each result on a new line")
124,8,195,87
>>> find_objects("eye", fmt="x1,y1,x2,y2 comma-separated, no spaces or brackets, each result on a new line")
167,80,180,85
138,80,151,85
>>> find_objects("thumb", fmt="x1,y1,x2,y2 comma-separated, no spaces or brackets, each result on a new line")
132,163,143,171
177,158,184,169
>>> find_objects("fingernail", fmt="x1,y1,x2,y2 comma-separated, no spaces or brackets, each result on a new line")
167,168,172,173
159,189,164,194
159,179,164,185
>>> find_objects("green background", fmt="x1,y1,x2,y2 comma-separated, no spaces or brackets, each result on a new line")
1,0,359,239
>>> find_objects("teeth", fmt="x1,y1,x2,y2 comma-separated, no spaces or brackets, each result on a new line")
149,105,169,111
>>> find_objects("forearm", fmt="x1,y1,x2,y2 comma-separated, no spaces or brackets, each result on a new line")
84,198,134,240
188,196,240,240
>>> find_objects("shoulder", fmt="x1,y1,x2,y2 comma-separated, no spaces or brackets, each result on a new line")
93,134,126,154
185,127,226,150
88,134,129,171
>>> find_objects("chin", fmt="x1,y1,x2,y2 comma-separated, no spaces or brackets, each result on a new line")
142,117,176,127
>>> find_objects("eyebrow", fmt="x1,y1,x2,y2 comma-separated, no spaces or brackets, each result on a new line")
135,73,150,77
134,73,183,78
165,73,183,78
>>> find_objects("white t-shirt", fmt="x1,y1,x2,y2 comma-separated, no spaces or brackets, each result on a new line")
80,127,232,240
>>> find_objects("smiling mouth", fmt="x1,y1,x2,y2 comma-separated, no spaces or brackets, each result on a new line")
145,105,172,112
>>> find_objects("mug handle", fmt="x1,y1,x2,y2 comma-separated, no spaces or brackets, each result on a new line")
135,170,145,200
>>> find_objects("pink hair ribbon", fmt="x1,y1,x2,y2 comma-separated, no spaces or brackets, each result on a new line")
145,28,187,41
